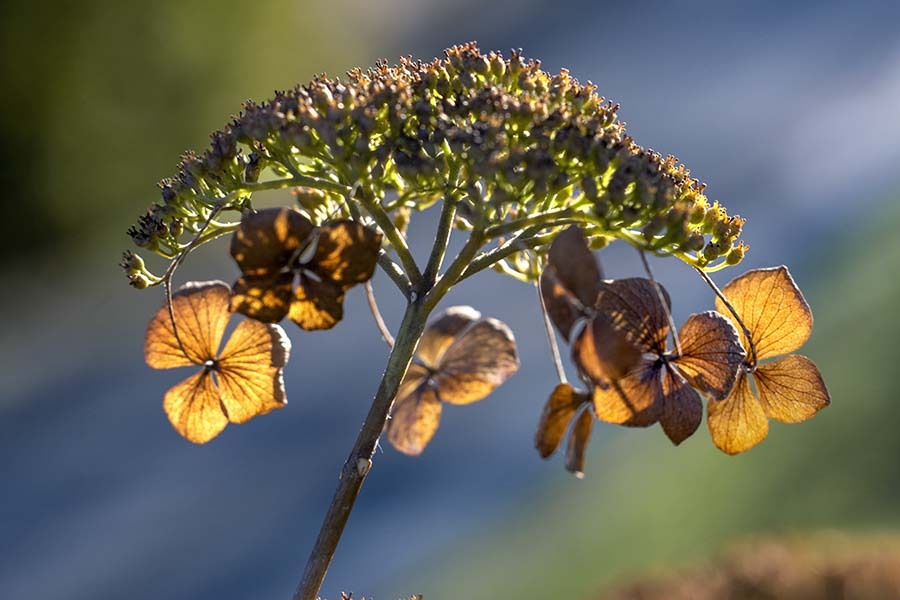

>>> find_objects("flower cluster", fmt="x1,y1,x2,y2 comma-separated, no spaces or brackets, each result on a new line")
123,43,746,288
535,226,829,473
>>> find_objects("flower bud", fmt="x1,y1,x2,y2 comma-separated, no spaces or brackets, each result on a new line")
726,241,748,265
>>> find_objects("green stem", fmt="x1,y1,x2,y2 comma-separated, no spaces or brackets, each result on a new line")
357,187,424,289
422,197,458,287
483,207,576,238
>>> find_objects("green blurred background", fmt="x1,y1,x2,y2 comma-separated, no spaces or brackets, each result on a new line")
2,1,899,599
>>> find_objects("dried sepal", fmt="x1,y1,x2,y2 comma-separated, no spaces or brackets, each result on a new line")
597,278,671,354
145,281,291,444
675,311,745,400
535,383,589,458
229,210,382,331
540,226,603,342
592,360,662,426
658,367,703,445
707,372,769,455
565,407,594,478
385,307,519,455
572,314,642,383
717,266,813,362
754,355,830,423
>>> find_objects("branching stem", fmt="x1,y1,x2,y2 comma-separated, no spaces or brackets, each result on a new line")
364,282,395,348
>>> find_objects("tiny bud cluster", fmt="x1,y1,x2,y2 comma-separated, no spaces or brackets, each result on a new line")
124,42,745,285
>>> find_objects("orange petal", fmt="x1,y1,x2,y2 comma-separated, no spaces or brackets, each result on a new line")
288,276,345,331
230,208,313,276
386,381,442,456
535,383,589,458
572,314,642,383
163,370,228,444
416,306,481,369
216,320,291,424
592,360,661,425
145,281,231,368
539,268,586,343
565,407,594,478
546,225,603,309
707,372,769,455
659,367,702,445
434,318,519,405
308,220,382,288
230,273,293,323
717,266,813,361
597,278,671,354
675,311,745,400
754,355,830,423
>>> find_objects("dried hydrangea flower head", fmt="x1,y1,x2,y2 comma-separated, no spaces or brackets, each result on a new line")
144,281,290,443
387,306,519,455
708,267,830,454
229,208,382,330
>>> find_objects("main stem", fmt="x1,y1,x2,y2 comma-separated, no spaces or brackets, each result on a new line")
292,294,431,600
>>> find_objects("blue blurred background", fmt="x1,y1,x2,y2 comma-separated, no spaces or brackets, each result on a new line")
3,1,900,598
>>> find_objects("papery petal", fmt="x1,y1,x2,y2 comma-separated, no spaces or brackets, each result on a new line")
416,306,481,369
659,366,702,445
216,320,291,424
592,359,662,426
572,314,642,383
163,371,228,444
707,372,769,455
229,273,293,323
145,281,231,368
434,318,519,405
386,381,442,456
597,278,671,354
755,355,830,423
535,383,589,458
546,225,603,309
675,311,745,400
230,208,313,276
539,268,585,343
565,407,594,477
288,275,345,331
717,266,813,361
309,220,382,288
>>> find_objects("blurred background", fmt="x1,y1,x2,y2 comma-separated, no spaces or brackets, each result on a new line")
2,1,900,598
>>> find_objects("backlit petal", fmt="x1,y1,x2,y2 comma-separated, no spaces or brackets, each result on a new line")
416,306,481,369
755,355,830,423
163,371,228,444
717,266,813,361
592,360,661,426
535,383,589,458
288,276,345,331
659,367,702,445
572,314,642,383
387,382,442,456
230,273,293,323
309,220,382,288
230,208,313,276
597,278,671,354
434,318,519,405
707,372,769,455
145,281,231,368
565,407,594,477
675,311,744,400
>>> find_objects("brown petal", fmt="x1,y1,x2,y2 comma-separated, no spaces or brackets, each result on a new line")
754,355,830,423
163,371,228,444
229,273,293,323
434,318,519,405
675,311,745,400
547,225,603,309
416,306,481,369
572,314,642,384
717,266,813,361
707,372,769,455
592,359,662,426
659,366,703,445
288,275,345,331
539,268,585,343
565,407,594,478
386,380,443,456
230,208,313,276
535,383,589,458
309,220,382,289
145,281,231,368
597,278,671,354
216,320,291,424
